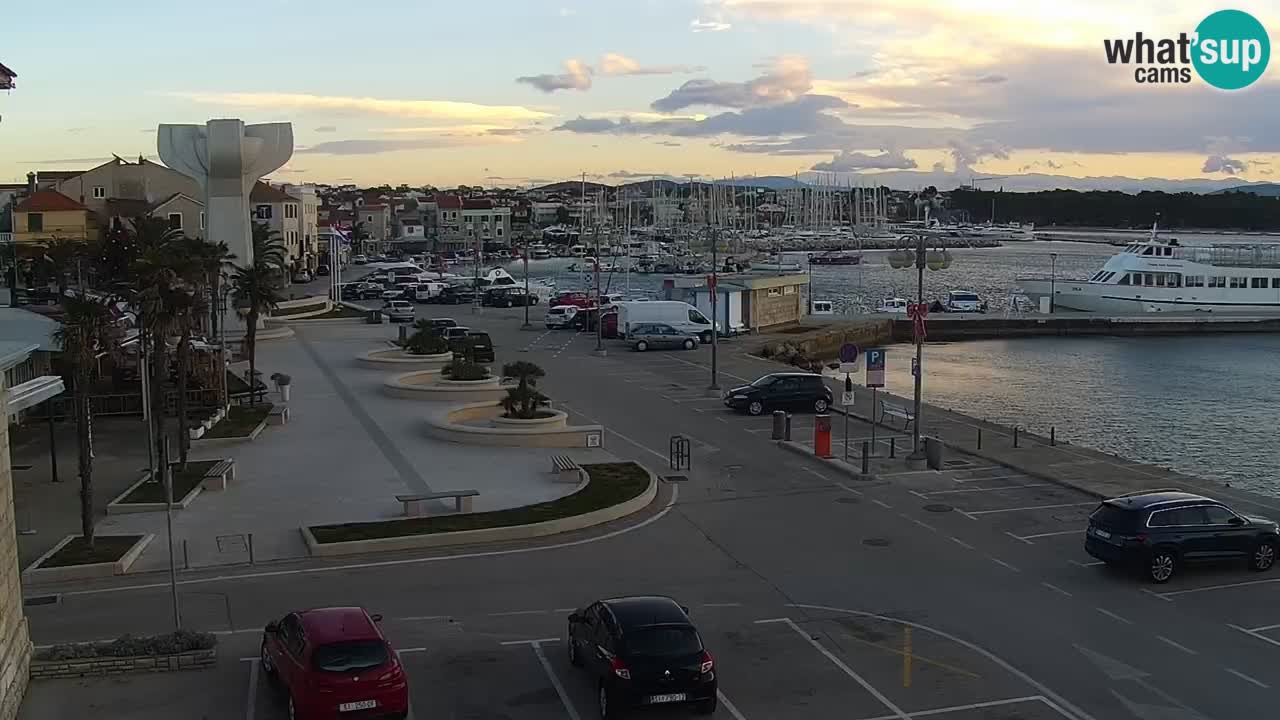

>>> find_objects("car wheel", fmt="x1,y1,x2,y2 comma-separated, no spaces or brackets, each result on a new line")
568,636,582,667
695,697,718,715
635,341,648,352
700,331,713,344
259,642,276,680
747,400,764,416
598,684,620,719
1250,541,1276,572
1148,550,1177,583
814,398,829,413
683,339,696,350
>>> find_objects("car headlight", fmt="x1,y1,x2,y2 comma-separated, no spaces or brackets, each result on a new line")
731,394,748,400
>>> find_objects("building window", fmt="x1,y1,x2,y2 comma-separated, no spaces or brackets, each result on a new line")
92,186,106,199
767,287,782,297
496,226,503,237
255,205,272,220
784,285,796,294
366,215,374,223
167,213,183,230
285,204,298,219
27,213,43,232
200,212,206,230
1252,277,1268,288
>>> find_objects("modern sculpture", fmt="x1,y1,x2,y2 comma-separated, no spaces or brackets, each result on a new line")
157,119,293,265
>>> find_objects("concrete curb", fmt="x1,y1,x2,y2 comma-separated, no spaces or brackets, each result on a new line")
105,472,204,515
266,300,333,323
356,349,453,368
775,439,876,481
190,418,268,447
383,372,513,403
300,466,659,558
425,401,604,448
31,648,216,679
22,534,155,584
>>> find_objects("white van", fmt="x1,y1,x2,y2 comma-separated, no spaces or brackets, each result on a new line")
544,305,579,329
617,301,718,343
414,282,446,303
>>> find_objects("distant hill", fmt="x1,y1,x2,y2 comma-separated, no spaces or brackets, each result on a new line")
713,175,809,190
531,180,610,194
1212,183,1280,197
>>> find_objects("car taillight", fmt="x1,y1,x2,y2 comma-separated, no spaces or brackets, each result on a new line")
610,656,631,680
1134,533,1149,545
699,651,714,675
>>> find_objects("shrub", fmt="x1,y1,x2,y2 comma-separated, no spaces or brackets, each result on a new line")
35,630,217,661
501,361,550,419
443,361,490,381
406,332,448,356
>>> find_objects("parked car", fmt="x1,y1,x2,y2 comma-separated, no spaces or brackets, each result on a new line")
629,323,698,352
484,287,537,308
552,291,595,309
382,300,415,322
260,606,409,720
724,373,833,415
566,596,717,718
616,301,717,343
451,331,495,363
943,290,986,313
315,264,331,277
351,254,369,265
292,270,313,284
414,282,446,304
427,318,458,336
545,305,578,329
442,326,471,342
1085,490,1279,583
439,285,478,305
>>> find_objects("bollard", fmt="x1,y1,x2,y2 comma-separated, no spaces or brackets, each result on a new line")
977,428,982,450
1013,426,1019,448
889,437,896,458
1051,426,1056,446
248,533,255,564
771,410,786,441
784,413,793,442
861,441,870,474
183,540,189,570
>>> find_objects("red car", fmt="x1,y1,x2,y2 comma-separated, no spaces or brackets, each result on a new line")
261,607,409,719
553,291,595,309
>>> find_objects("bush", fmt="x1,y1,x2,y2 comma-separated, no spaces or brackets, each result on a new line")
443,360,490,381
35,630,217,661
501,361,549,419
406,332,448,356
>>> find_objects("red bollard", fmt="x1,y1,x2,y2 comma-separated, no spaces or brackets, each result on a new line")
814,414,832,458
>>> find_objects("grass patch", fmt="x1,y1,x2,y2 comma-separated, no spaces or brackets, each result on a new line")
35,630,216,661
120,461,219,504
41,535,144,568
205,405,271,439
300,304,366,319
270,300,329,317
310,462,650,543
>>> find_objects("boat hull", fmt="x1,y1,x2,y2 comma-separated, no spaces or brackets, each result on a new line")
1018,278,1280,314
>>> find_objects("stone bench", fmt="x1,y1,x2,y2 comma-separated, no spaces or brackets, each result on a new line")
267,404,290,425
879,401,915,431
202,459,236,491
396,490,479,517
550,455,584,483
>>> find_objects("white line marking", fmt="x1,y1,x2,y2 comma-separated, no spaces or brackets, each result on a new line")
1157,577,1280,598
801,466,831,482
952,473,1029,484
965,502,1096,516
1229,624,1280,649
835,482,864,497
500,638,561,646
400,615,449,622
532,641,582,720
1013,530,1081,540
1226,667,1269,689
553,608,576,613
212,628,261,636
1070,560,1105,568
702,602,744,608
1095,608,1133,625
852,696,1051,720
910,517,937,532
871,498,892,509
909,490,928,499
1251,622,1280,633
753,618,788,625
1155,635,1197,655
877,468,944,477
244,658,259,720
658,353,750,383
789,604,1098,720
53,483,680,598
776,617,909,719
989,557,1020,572
1005,532,1034,545
1139,589,1172,602
924,484,1052,495
397,647,428,653
949,537,975,550
1041,582,1073,598
957,509,978,520
717,690,749,720
488,610,547,617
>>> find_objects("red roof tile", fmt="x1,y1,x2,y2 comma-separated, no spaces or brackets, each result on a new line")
15,190,87,212
434,194,463,209
250,181,296,204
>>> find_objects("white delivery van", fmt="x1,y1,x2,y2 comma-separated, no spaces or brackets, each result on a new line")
414,282,446,303
617,301,719,343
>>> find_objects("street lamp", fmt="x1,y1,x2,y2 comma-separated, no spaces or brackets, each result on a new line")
888,228,953,459
1049,252,1058,314
707,226,719,393
593,225,605,356
521,232,532,329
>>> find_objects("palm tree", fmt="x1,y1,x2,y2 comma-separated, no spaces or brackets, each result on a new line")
405,319,449,356
52,294,120,548
500,361,548,419
42,237,85,296
231,224,287,406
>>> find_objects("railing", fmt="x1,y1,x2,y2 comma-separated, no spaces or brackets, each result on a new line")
1172,244,1280,268
0,232,12,244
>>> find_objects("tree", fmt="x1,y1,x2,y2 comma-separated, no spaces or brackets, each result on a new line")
52,294,120,548
500,361,549,419
405,320,449,356
230,225,286,406
41,237,86,296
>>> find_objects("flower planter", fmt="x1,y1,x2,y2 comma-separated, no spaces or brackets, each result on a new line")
491,410,568,429
30,648,216,679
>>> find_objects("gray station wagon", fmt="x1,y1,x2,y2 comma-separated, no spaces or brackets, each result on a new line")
629,323,699,352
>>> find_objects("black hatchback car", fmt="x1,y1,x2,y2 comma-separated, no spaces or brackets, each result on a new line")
1085,490,1279,583
724,372,833,415
567,596,716,718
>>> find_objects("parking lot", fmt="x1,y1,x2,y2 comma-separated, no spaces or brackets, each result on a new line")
22,605,1081,720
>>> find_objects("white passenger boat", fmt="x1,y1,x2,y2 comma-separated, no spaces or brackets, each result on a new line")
876,298,910,314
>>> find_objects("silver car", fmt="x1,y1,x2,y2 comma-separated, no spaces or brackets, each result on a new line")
629,323,698,352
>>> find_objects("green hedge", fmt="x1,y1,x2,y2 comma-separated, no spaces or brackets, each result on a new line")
35,630,217,661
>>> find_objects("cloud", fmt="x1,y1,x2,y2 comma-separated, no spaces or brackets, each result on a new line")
557,94,850,140
651,56,811,112
975,74,1007,84
1202,155,1249,175
600,53,705,76
65,127,89,134
812,149,917,172
608,170,674,178
948,139,1010,173
516,59,593,93
690,17,732,32
297,137,507,155
168,91,550,122
657,141,682,147
314,125,338,133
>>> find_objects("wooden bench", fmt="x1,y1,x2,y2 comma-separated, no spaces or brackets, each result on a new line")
550,455,585,483
202,459,236,491
267,404,290,425
879,401,915,431
396,490,479,517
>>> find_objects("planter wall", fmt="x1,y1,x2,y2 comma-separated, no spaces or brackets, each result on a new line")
382,371,511,402
425,402,604,448
357,348,453,368
22,534,155,583
190,419,268,447
490,411,568,429
31,649,216,679
106,472,205,515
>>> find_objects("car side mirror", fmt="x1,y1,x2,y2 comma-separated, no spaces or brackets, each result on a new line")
371,614,383,622
680,605,690,615
568,612,582,623
1229,516,1245,526
264,621,279,633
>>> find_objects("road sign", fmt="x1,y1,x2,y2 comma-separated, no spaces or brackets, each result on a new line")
866,347,885,388
911,357,920,378
841,390,855,406
838,343,860,373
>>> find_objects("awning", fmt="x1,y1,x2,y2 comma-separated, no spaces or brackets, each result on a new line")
5,375,65,413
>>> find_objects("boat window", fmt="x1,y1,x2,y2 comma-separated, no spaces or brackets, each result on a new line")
1163,247,1173,256
1117,274,1130,285
1184,276,1204,288
1230,277,1248,289
1144,273,1155,286
1251,278,1268,289
1154,274,1166,287
1141,247,1154,255
1273,278,1280,289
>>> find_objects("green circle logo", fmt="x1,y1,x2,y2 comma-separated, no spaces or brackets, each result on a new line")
1193,10,1270,90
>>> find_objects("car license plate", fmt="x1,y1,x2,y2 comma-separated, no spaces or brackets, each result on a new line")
647,693,687,704
1093,528,1111,539
339,700,377,712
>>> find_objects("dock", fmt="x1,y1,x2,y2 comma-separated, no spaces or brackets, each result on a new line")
889,311,1280,342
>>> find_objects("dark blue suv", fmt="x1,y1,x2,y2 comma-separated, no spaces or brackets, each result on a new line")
1085,490,1279,583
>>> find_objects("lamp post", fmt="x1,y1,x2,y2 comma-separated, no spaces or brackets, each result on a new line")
521,232,532,329
1049,251,1058,314
888,226,952,459
708,226,719,393
593,225,605,356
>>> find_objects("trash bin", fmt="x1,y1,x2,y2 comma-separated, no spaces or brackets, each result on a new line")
367,310,383,324
398,325,408,344
925,436,944,470
772,411,787,440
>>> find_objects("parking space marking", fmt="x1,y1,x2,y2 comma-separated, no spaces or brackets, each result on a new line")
1070,560,1105,568
488,609,547,617
1005,532,1034,545
1041,582,1073,598
1095,608,1132,625
760,617,911,719
950,474,1027,484
1139,589,1172,603
1009,530,1081,543
949,537,975,550
1157,576,1280,598
717,690,749,720
899,513,937,533
921,483,1052,495
499,638,561,645
871,498,893,509
1155,635,1197,655
1225,668,1269,689
853,696,1060,720
988,557,1020,572
1251,622,1280,632
1229,624,1280,649
243,658,259,720
965,502,1096,516
702,602,744,608
531,640,582,720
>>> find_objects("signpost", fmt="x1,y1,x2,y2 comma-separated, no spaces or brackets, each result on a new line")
842,374,854,460
911,356,920,378
866,348,886,451
838,343,859,374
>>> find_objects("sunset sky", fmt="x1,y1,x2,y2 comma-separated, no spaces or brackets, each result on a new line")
2,0,1277,189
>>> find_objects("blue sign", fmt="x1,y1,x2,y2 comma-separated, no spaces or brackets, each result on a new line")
866,347,885,388
839,343,859,364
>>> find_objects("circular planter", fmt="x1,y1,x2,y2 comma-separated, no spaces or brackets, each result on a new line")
424,402,604,448
383,370,508,402
357,348,453,368
491,410,568,429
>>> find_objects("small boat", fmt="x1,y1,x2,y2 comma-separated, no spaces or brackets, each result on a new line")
876,298,910,314
808,250,863,266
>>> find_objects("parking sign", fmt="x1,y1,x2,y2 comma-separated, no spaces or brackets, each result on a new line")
866,348,886,388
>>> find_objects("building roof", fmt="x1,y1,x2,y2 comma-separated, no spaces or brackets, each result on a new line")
462,199,494,210
151,192,203,212
14,190,88,213
0,308,62,352
250,181,296,204
35,170,87,183
434,194,463,209
0,62,14,91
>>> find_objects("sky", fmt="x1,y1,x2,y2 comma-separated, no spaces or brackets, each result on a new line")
1,0,1278,190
